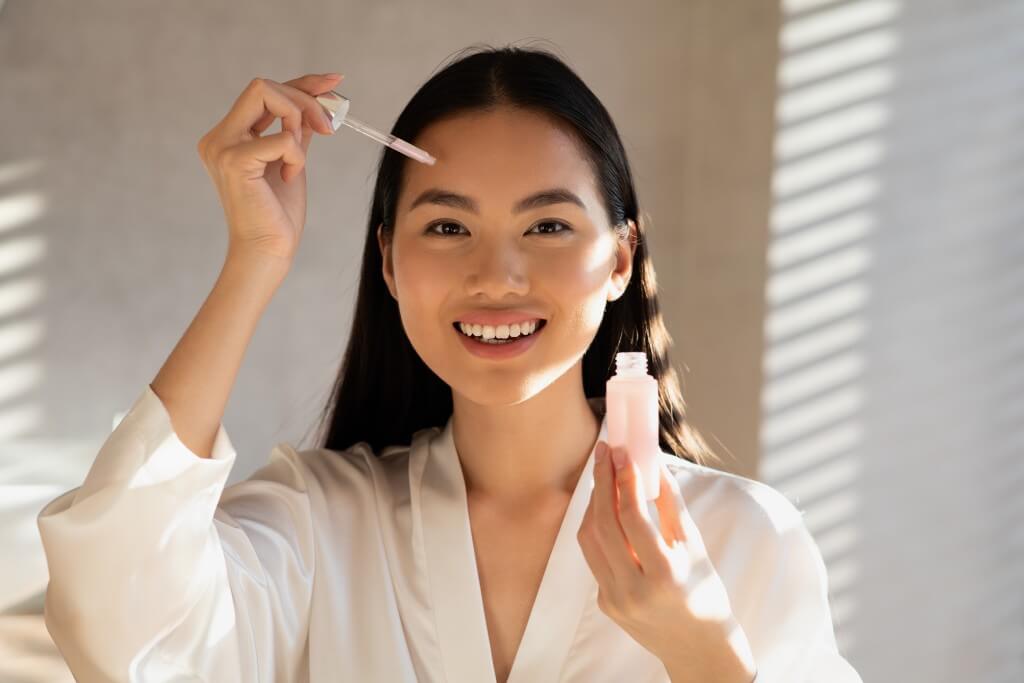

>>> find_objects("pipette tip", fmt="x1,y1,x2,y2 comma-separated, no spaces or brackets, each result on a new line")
389,138,437,165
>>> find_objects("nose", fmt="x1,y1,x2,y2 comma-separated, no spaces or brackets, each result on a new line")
464,243,530,297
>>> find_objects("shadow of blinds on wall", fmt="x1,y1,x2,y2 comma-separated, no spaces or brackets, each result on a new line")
762,0,896,653
762,1,1024,682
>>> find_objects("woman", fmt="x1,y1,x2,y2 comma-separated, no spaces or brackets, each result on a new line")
37,45,862,682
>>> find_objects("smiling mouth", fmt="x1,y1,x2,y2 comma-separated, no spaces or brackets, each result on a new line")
452,319,548,344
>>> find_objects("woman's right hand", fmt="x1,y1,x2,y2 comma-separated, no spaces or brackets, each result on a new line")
197,73,343,266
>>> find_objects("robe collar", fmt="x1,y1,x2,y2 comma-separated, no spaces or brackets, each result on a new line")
416,396,609,683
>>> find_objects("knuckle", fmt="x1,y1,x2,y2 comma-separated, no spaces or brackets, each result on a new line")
217,145,238,169
625,582,649,610
647,557,672,583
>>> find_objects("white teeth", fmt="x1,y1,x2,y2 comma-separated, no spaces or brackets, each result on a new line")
457,319,542,340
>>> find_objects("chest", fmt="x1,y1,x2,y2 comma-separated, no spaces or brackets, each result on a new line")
468,498,571,683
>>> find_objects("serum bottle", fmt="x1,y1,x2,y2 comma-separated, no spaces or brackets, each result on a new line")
605,351,661,501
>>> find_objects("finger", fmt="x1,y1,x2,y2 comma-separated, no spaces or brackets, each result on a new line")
249,74,343,139
592,442,642,582
612,447,672,575
227,78,302,145
248,77,337,142
662,470,708,557
577,493,615,589
220,129,305,183
223,77,326,149
655,463,687,545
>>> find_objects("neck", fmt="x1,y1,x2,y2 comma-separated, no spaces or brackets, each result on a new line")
451,364,602,508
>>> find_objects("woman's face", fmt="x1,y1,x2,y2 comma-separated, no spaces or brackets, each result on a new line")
379,107,634,405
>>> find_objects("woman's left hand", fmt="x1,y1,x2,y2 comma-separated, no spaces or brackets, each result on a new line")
576,441,758,683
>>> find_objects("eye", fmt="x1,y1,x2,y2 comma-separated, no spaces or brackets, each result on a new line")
424,221,468,236
526,220,573,236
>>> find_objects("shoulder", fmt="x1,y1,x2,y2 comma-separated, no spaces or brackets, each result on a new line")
277,428,429,500
659,453,832,603
657,452,816,565
658,458,854,679
660,453,806,528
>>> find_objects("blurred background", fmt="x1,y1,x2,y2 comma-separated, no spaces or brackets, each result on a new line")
1,0,1021,681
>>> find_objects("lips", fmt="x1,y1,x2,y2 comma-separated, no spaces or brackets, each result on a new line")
453,317,547,359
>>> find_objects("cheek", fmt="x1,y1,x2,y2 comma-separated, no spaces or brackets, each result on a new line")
543,248,612,335
391,248,453,335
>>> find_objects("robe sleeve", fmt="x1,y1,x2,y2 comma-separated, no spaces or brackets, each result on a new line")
742,502,863,683
36,384,317,683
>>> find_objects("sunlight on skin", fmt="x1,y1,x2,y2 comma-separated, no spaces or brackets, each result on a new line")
381,107,625,403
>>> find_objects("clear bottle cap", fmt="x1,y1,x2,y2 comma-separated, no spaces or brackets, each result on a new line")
614,351,649,376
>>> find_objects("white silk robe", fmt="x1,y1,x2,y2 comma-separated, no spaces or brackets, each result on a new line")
37,384,862,682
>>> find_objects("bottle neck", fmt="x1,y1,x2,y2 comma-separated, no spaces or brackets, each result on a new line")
613,367,649,378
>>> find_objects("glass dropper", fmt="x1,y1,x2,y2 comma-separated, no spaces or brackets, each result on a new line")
314,90,436,165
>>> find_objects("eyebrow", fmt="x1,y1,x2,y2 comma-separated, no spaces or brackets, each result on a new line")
408,187,587,215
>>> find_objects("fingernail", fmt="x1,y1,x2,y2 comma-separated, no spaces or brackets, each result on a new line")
595,443,606,464
323,73,343,79
611,447,627,470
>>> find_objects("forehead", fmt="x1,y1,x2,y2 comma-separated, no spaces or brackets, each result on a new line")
397,107,601,215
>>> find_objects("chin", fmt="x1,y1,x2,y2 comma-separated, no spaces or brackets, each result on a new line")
447,373,545,406
410,326,588,406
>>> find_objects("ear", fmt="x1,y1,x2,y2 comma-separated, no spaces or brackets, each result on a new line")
377,223,398,301
607,219,637,303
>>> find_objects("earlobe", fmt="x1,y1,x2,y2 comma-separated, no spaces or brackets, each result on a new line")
607,270,626,302
607,282,625,303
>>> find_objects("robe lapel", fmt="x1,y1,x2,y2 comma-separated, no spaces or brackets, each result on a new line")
418,415,495,683
418,398,608,683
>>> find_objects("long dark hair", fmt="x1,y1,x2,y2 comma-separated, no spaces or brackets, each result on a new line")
306,42,722,468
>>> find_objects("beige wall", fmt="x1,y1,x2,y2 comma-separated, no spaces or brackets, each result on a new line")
663,1,781,480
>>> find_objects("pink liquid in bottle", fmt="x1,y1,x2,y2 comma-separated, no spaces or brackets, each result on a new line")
605,351,661,501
